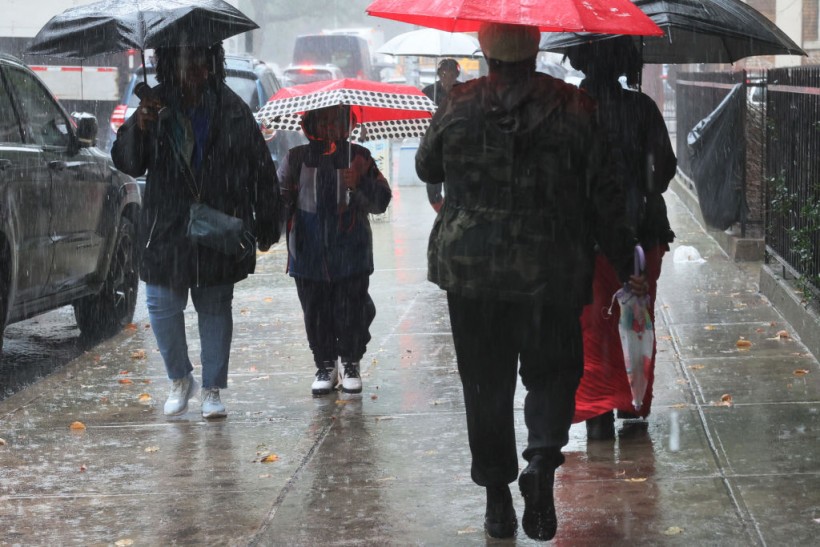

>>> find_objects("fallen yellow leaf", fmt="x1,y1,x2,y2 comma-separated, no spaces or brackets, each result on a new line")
263,297,273,303
69,421,86,431
118,378,133,385
137,393,152,402
115,539,134,546
124,323,138,332
736,339,752,348
663,526,684,536
624,477,647,483
0,438,6,446
130,349,146,360
703,325,716,331
119,370,130,375
260,454,279,463
258,473,272,479
144,446,159,453
794,369,810,376
716,394,733,407
776,330,791,339
689,364,705,370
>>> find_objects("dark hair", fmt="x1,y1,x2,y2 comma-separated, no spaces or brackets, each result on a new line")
154,43,226,88
564,37,642,86
301,105,356,139
437,58,460,76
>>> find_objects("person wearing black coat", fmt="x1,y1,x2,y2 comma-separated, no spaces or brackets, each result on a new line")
111,43,280,420
564,37,677,440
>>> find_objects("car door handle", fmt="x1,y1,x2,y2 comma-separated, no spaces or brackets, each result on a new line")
49,160,67,171
0,159,11,171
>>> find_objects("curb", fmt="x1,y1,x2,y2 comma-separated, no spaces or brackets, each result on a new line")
759,263,820,361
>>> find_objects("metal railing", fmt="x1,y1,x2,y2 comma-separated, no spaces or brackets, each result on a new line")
764,66,820,297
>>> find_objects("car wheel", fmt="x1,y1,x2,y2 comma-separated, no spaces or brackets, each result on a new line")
74,217,138,338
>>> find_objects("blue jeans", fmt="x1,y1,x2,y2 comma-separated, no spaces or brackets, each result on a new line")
145,283,234,389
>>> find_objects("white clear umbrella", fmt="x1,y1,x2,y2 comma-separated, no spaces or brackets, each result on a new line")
377,28,482,58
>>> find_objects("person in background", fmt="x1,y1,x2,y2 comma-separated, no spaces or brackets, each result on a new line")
422,58,462,106
277,105,392,397
564,37,677,440
422,59,463,213
416,23,646,541
111,43,280,419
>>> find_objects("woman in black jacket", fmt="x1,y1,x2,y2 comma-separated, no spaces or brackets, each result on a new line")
111,43,280,419
565,38,677,440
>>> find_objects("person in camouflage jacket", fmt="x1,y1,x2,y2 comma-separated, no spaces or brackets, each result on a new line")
415,23,646,542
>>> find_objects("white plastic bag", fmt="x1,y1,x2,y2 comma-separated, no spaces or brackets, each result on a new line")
673,245,706,264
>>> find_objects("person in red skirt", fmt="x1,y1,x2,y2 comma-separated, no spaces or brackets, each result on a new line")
565,37,677,440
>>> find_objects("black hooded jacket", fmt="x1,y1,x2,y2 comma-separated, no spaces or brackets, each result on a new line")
111,83,280,288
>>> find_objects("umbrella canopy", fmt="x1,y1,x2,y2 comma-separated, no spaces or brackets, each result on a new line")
366,0,663,36
26,0,258,59
609,246,654,411
539,0,806,64
378,28,481,58
255,79,437,142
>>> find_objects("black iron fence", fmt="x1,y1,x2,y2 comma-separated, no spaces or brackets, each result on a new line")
765,66,820,297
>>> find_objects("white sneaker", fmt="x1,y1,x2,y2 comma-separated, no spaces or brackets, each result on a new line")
164,373,198,416
201,388,227,419
339,361,362,394
311,362,338,396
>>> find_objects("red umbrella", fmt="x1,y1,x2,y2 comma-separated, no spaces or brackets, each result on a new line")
366,0,663,35
255,78,437,141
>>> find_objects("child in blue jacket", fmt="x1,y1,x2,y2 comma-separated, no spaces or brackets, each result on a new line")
277,105,392,395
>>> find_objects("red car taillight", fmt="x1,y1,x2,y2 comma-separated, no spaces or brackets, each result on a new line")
110,104,128,134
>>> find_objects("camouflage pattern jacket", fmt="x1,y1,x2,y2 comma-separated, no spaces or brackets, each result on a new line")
416,72,636,308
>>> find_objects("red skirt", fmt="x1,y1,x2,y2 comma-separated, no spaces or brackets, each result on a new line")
573,245,666,423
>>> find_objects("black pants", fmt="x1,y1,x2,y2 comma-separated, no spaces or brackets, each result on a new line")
447,292,584,487
294,274,375,365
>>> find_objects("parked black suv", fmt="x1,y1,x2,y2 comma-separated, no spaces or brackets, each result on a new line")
0,53,141,357
110,54,304,172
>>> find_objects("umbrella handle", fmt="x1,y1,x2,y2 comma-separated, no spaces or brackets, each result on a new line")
634,244,646,276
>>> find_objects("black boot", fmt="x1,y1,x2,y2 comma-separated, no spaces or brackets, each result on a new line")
586,410,615,441
518,455,558,541
484,484,517,539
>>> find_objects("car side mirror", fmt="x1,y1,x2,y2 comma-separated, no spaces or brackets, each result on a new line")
72,112,98,148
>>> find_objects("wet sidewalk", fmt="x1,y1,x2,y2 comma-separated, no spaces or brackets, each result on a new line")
1,186,818,546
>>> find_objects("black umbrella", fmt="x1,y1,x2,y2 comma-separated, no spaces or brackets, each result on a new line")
26,0,258,60
539,0,805,64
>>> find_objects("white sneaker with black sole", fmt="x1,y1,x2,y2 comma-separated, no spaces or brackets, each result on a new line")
164,373,198,416
311,361,338,396
339,361,362,394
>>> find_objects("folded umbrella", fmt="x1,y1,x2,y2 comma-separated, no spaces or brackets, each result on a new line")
255,78,437,142
608,245,654,412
